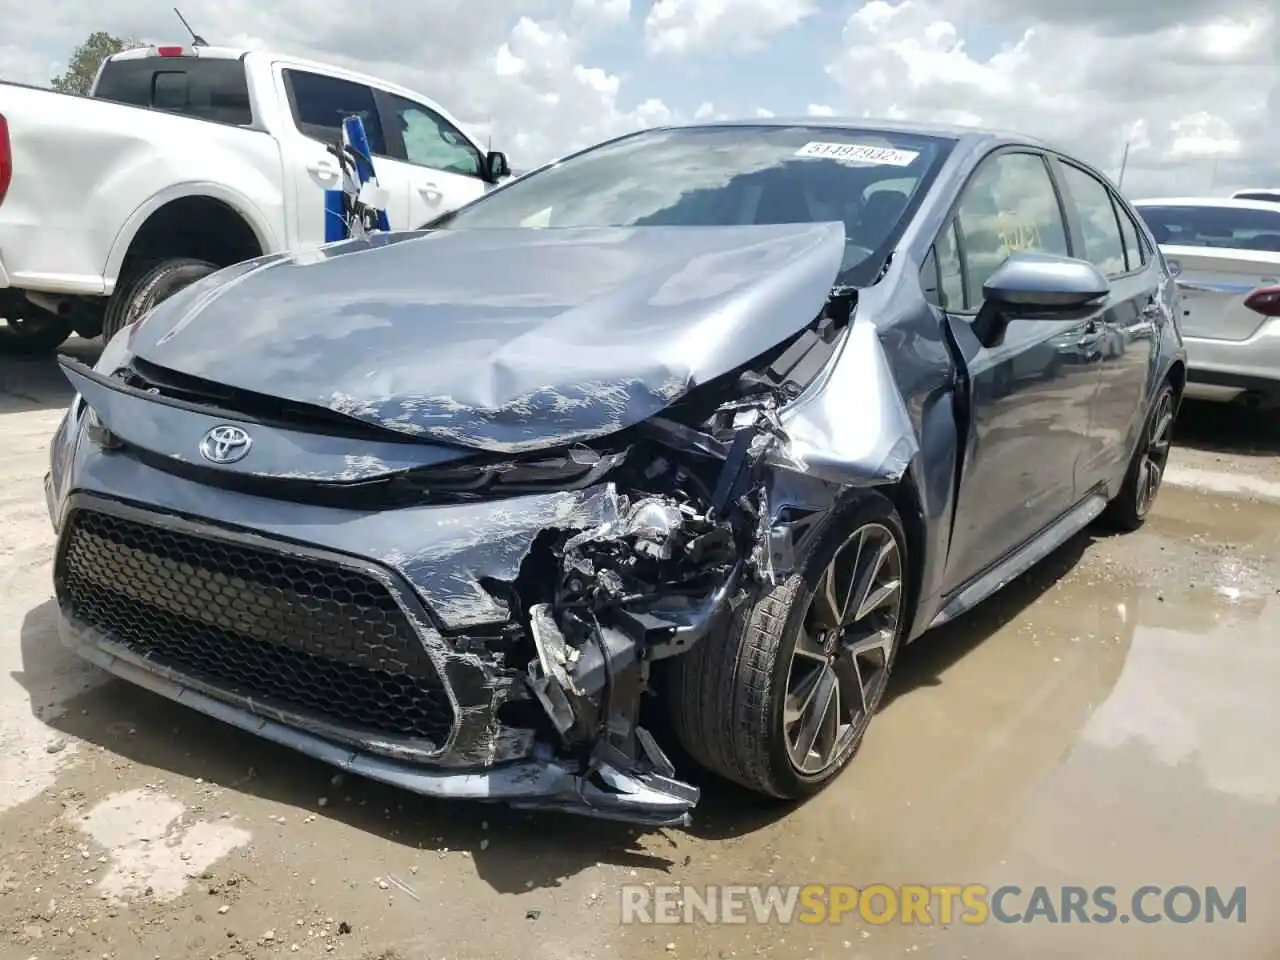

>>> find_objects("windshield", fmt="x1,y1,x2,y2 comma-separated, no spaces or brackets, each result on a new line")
434,124,955,286
1136,205,1280,253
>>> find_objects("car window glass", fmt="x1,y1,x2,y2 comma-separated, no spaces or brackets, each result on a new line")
384,94,482,178
1134,205,1280,253
284,69,386,155
1115,202,1144,271
1059,164,1126,276
954,152,1069,310
94,58,253,126
936,220,965,310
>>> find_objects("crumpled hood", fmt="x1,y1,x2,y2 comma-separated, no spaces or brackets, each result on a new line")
125,223,846,453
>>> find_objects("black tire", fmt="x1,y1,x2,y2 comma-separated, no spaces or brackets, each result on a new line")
1100,381,1177,533
101,257,219,345
669,491,909,799
0,304,75,356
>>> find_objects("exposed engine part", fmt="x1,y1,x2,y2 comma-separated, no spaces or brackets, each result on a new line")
522,404,786,822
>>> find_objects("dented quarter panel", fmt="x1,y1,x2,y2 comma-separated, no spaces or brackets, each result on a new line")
121,223,848,453
774,319,918,484
844,267,965,641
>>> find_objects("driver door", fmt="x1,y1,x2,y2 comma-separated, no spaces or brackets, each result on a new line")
935,150,1102,593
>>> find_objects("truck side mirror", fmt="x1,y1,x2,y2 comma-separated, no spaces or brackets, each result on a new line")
484,151,511,183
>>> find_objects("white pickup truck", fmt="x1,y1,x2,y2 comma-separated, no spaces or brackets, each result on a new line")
0,43,510,353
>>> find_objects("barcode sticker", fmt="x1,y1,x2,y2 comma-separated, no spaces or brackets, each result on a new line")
793,141,920,166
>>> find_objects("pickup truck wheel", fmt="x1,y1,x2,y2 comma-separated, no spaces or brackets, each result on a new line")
0,305,75,355
101,257,219,345
669,492,907,799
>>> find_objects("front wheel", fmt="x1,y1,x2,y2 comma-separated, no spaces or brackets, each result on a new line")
669,492,909,799
1100,381,1177,532
101,257,219,345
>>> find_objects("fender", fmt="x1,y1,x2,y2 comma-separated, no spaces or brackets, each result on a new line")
101,181,283,294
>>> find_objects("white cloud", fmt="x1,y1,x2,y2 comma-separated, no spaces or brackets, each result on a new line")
824,0,1279,196
0,1,671,170
643,0,818,57
1167,112,1242,161
571,0,632,29
0,0,1274,195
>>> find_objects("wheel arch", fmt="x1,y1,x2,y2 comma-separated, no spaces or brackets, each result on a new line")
103,184,281,293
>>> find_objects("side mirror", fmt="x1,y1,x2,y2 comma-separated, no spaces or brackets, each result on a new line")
484,150,511,183
972,252,1109,348
983,251,1110,314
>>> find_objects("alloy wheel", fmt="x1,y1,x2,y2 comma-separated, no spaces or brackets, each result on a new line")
783,522,904,776
1135,390,1175,517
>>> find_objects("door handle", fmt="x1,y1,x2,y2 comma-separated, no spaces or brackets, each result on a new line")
418,183,443,205
307,161,340,184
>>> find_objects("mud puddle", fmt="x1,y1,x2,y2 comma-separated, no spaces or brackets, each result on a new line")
2,482,1279,959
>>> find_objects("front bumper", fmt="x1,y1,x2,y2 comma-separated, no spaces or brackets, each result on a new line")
58,613,697,825
46,405,700,826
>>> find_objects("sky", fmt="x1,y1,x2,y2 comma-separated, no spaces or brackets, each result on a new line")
1,0,1275,198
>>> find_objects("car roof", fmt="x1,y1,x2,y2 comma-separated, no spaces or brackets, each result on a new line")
1133,197,1280,214
674,116,1051,149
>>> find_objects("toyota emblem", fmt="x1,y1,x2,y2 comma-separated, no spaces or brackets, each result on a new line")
199,424,253,464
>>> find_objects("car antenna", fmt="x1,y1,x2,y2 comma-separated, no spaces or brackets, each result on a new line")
173,7,209,46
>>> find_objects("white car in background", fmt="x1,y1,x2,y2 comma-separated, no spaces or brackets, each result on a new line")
1133,197,1280,409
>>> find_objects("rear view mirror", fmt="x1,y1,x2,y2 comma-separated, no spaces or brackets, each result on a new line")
484,151,511,183
983,252,1110,314
971,252,1110,348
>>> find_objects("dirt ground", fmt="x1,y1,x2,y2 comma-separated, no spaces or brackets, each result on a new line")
2,342,1279,960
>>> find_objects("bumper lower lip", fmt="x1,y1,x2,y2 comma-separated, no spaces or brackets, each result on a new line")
57,612,700,827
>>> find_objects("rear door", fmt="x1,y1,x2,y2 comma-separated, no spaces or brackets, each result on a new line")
276,67,413,243
371,91,488,227
1051,159,1160,490
1135,203,1280,342
932,149,1101,593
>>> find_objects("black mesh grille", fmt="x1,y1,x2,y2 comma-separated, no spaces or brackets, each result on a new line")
57,509,454,743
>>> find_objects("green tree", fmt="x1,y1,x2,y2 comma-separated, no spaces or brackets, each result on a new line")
51,31,140,96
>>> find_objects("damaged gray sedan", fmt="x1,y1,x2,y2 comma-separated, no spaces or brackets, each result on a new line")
45,120,1186,826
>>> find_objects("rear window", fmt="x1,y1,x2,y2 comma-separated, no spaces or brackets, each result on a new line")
1136,205,1280,253
93,57,253,126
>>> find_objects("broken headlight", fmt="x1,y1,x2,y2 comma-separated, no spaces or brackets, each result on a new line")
412,446,628,495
